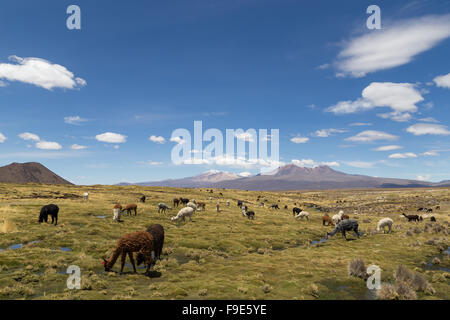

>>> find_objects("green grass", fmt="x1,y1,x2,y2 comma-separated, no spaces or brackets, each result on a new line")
0,183,448,300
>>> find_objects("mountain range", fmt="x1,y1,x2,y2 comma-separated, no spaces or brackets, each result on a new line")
117,164,450,190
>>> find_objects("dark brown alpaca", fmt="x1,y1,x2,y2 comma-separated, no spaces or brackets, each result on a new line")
341,214,350,220
103,231,155,276
322,215,334,226
197,202,206,210
113,204,123,210
137,224,165,266
173,198,180,207
403,213,420,222
123,204,138,215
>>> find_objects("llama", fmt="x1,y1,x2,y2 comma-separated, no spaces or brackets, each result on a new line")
197,202,206,211
295,211,309,220
246,211,255,220
326,219,360,241
284,205,288,210
226,200,230,206
83,192,90,201
322,215,334,226
180,198,189,205
140,195,146,203
292,207,302,217
402,213,420,222
186,202,198,211
171,207,195,223
39,204,59,226
341,214,350,220
270,204,280,209
430,216,436,222
173,198,180,207
137,224,164,265
237,200,243,208
216,202,220,212
123,204,138,215
103,231,155,276
113,204,123,222
377,218,393,234
157,203,171,213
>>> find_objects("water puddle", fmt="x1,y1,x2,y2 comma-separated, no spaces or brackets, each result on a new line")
60,247,72,252
9,243,23,250
424,247,450,273
311,238,328,245
94,215,106,219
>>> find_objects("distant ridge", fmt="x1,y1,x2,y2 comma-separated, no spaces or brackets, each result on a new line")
117,164,445,191
0,162,72,185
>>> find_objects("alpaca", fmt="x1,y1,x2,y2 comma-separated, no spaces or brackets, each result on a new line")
435,206,440,210
216,202,220,212
377,218,393,233
171,207,194,223
246,211,255,220
197,202,206,210
124,204,138,216
322,215,334,226
284,205,288,209
402,213,420,222
237,200,243,208
430,216,436,222
180,198,189,205
292,207,302,217
157,203,171,213
226,200,230,206
341,214,350,220
137,224,164,265
39,204,59,226
83,192,89,201
326,219,360,241
186,202,198,211
140,195,146,203
173,198,180,207
103,231,155,276
270,204,280,209
295,211,309,220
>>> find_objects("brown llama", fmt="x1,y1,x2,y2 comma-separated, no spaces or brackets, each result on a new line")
113,204,123,210
322,215,334,226
402,213,420,222
137,224,165,266
197,202,206,210
103,231,155,276
123,204,138,215
341,214,350,220
173,198,180,207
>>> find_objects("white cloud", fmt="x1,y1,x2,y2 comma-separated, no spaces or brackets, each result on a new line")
290,135,309,144
170,136,185,144
433,73,450,88
36,141,62,150
0,55,86,90
180,155,284,169
18,132,40,141
416,174,431,181
313,128,347,137
291,159,340,167
149,135,166,144
373,145,403,151
345,130,398,143
0,133,6,143
95,132,127,143
317,63,330,70
388,152,417,159
327,82,424,122
70,144,87,150
406,123,450,136
421,151,439,156
418,117,439,123
345,161,375,168
336,15,450,77
64,116,89,125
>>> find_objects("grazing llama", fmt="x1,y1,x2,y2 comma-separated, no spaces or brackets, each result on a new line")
39,204,59,226
377,218,393,233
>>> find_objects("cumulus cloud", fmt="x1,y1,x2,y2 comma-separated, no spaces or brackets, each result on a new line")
373,145,403,151
313,128,347,137
290,135,309,144
416,174,431,181
336,15,450,77
433,72,450,88
349,122,372,126
239,172,252,177
0,133,6,143
421,151,439,156
388,152,417,159
0,56,86,90
95,132,127,143
138,160,163,166
406,123,450,136
149,135,166,144
418,117,439,123
64,116,89,125
36,141,62,150
70,144,87,150
18,132,40,141
326,82,424,122
170,136,185,144
180,155,284,169
345,130,398,143
344,161,375,168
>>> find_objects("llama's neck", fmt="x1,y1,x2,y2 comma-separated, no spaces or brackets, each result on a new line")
328,227,339,237
106,247,122,268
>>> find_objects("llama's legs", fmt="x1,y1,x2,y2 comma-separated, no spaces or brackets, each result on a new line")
120,252,126,274
128,252,137,273
54,215,58,226
354,228,359,238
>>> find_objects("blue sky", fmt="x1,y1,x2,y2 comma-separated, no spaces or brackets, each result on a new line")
0,0,449,185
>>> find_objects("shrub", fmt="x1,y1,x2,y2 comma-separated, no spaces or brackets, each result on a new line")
394,281,417,300
376,284,398,300
347,259,368,280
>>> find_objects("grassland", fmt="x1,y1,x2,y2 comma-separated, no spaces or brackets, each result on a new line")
0,183,448,300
